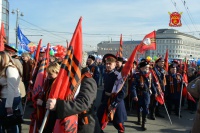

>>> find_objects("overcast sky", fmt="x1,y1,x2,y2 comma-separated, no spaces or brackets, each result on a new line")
8,0,200,51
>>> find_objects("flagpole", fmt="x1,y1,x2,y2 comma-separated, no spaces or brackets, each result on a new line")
179,82,184,119
39,110,50,133
163,102,172,125
33,120,36,133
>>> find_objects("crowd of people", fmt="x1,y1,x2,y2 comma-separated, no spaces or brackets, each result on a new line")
0,44,199,133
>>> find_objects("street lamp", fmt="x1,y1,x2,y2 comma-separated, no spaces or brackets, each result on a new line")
11,9,24,48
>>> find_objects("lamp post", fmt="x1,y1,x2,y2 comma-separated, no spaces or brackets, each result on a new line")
11,9,24,48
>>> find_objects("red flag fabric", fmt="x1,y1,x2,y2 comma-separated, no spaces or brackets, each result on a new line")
187,92,196,103
35,39,42,63
181,59,195,102
182,59,188,84
118,34,123,57
101,45,139,129
121,45,139,79
138,31,156,53
150,69,165,105
182,59,188,98
0,22,6,51
32,43,50,100
164,49,169,72
29,43,50,133
49,17,82,133
31,39,42,79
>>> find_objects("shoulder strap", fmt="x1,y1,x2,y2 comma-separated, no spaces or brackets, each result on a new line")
4,65,15,78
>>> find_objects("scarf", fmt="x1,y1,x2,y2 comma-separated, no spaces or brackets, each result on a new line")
169,74,181,93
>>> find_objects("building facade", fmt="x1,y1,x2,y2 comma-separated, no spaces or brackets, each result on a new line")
97,29,200,60
0,0,9,43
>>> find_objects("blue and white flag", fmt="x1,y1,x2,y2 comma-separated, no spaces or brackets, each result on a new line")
17,25,31,51
17,25,31,45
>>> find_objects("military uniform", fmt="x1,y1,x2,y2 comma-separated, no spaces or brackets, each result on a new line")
165,65,183,116
131,61,157,130
87,55,100,87
149,59,166,120
55,67,100,133
88,63,100,86
97,69,127,133
97,54,127,133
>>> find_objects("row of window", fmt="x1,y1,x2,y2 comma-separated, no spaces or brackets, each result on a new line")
156,39,183,44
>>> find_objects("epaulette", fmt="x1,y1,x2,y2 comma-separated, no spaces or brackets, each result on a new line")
114,70,120,75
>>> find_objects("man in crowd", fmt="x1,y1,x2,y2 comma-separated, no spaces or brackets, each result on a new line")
116,57,124,72
87,55,100,87
97,54,127,133
131,60,157,130
165,64,183,116
149,57,165,120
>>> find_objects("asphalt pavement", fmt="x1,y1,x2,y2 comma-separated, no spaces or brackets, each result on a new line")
22,87,195,133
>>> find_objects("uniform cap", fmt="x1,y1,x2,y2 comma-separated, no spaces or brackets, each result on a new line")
88,55,95,61
139,60,149,68
155,57,164,63
172,60,179,64
4,45,18,53
169,64,176,69
117,57,123,62
102,54,117,63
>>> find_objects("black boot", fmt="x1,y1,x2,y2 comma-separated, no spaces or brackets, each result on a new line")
137,112,141,125
141,114,147,131
149,107,156,120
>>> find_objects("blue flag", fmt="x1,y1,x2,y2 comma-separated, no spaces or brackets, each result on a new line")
17,25,31,51
17,25,31,45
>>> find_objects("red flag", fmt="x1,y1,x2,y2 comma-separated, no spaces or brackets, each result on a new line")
35,39,42,63
182,58,188,97
31,39,42,78
121,45,139,79
164,49,169,72
182,58,195,102
101,45,139,129
138,31,156,53
182,59,188,84
49,17,82,133
0,22,6,51
118,34,123,57
187,92,196,103
32,43,50,100
29,43,50,133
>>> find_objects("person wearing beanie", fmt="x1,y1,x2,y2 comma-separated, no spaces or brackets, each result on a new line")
116,57,124,72
87,55,100,87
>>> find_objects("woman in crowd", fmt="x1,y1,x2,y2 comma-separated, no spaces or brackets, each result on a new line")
0,51,21,133
21,52,35,91
36,62,60,133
